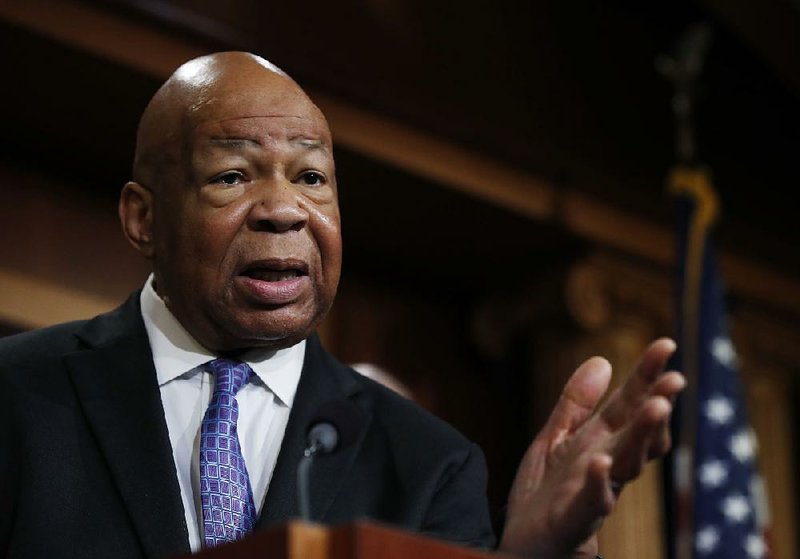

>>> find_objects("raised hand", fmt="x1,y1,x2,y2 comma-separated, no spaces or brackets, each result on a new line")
498,338,686,559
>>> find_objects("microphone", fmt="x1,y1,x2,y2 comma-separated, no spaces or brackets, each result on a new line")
297,400,361,521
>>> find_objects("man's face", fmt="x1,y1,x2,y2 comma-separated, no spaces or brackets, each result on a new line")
144,73,341,352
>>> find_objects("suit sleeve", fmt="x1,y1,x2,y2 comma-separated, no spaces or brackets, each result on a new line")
0,367,20,555
420,442,497,549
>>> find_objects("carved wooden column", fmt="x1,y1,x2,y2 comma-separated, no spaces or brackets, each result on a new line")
558,253,673,559
473,250,674,559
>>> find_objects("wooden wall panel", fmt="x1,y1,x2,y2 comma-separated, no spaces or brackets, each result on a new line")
0,161,149,328
746,368,797,559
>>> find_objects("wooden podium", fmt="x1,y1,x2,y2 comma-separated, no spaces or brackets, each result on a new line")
175,520,514,559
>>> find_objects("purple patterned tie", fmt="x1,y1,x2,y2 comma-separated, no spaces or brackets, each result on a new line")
200,358,258,547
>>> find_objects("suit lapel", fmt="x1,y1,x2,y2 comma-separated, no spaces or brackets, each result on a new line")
65,295,190,558
256,334,372,527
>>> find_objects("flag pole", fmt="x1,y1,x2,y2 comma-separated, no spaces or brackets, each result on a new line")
667,166,717,559
659,23,774,559
656,22,714,559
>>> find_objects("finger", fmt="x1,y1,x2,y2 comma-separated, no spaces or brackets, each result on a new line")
556,453,615,546
652,371,687,402
602,338,676,428
586,453,616,516
647,376,683,458
648,417,673,459
609,395,672,483
542,357,612,447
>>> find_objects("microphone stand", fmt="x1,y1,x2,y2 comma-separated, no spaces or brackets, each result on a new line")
297,443,319,521
297,422,339,521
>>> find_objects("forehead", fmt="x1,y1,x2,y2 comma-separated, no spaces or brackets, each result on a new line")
186,78,331,146
193,114,331,149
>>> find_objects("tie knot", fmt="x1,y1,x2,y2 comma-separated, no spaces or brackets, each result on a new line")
206,357,252,396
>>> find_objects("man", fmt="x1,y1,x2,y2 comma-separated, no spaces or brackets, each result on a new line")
0,52,685,558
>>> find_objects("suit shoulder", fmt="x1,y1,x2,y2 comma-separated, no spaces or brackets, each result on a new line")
0,320,88,371
0,292,141,373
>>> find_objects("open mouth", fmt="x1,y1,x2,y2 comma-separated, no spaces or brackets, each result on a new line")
236,259,310,305
242,268,304,282
240,259,309,282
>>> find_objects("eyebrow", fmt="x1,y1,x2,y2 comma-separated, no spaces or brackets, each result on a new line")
292,137,330,154
209,136,330,153
209,138,260,149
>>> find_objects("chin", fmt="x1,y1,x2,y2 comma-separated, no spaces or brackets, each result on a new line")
224,309,322,351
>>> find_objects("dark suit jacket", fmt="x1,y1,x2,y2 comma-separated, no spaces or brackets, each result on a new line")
0,293,495,557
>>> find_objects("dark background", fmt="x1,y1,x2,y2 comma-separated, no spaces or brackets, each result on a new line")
2,0,798,280
0,0,797,552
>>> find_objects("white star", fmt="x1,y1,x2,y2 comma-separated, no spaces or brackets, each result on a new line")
730,429,757,462
696,525,720,554
705,396,735,425
722,494,752,523
744,533,766,558
711,336,738,367
699,460,729,488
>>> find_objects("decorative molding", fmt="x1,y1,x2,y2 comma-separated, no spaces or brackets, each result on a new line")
0,267,117,330
565,251,673,332
2,0,799,316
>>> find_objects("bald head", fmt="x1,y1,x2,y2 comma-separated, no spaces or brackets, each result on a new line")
133,51,327,188
119,51,341,352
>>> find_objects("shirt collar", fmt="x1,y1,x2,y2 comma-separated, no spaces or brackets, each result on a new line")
139,274,304,407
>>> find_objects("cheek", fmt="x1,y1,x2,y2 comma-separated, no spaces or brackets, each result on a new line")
319,209,341,253
175,204,247,279
309,205,342,281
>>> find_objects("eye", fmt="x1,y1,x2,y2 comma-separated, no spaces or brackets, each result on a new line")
211,171,246,186
296,171,327,187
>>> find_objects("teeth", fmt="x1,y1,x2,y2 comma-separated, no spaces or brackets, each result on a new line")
248,269,300,281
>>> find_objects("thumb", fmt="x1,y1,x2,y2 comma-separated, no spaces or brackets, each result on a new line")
541,357,612,446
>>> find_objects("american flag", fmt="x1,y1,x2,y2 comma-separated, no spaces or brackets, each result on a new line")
668,167,772,559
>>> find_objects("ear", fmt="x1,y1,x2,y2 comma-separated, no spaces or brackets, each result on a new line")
119,182,155,258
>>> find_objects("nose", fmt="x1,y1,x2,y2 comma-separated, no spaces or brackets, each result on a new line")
248,181,309,233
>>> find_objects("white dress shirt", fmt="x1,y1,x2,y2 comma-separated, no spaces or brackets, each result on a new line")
139,275,304,551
